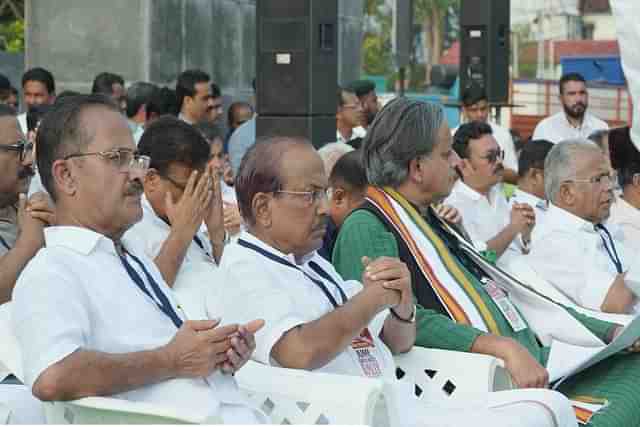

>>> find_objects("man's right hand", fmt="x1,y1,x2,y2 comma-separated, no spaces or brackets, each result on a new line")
165,170,213,240
16,192,54,251
163,319,238,378
501,338,549,388
509,203,536,234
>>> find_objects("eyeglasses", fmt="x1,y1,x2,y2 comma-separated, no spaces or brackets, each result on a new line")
275,189,330,207
64,148,150,173
565,172,615,187
0,140,34,162
480,148,505,164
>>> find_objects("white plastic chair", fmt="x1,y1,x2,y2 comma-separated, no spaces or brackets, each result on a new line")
43,397,218,424
393,347,514,403
236,360,388,426
0,402,9,425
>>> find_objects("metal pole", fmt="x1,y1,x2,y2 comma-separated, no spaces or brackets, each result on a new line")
398,67,406,97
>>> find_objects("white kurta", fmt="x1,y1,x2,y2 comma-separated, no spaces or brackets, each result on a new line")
11,226,261,424
532,111,609,144
212,231,577,427
124,195,220,318
445,181,526,270
527,203,640,312
608,197,640,252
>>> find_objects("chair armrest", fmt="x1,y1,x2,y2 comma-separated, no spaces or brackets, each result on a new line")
43,396,221,424
0,303,23,383
236,361,387,426
393,347,514,402
0,402,10,425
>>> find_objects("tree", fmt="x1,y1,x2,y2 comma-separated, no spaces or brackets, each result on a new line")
415,0,459,85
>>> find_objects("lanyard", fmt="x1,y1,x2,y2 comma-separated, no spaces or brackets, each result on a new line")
119,248,183,328
0,235,10,251
159,215,212,258
594,224,623,274
237,239,347,308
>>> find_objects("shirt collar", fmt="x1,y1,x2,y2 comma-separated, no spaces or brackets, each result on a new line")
454,180,502,204
239,231,315,266
44,226,119,256
513,188,547,210
178,113,194,125
141,194,170,229
547,202,596,233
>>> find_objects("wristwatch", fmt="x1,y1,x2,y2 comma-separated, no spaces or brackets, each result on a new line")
390,305,416,324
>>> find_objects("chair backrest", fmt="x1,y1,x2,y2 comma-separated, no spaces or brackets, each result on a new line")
236,361,385,425
0,303,22,382
0,402,10,425
43,397,217,424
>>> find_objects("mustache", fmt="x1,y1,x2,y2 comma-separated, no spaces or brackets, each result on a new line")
18,166,35,180
494,163,504,175
124,179,144,196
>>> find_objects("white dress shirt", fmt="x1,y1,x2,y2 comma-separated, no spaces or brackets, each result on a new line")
336,126,366,145
445,181,525,268
532,111,609,144
509,188,549,221
124,195,220,318
210,232,576,427
454,122,519,172
11,226,261,423
17,113,27,135
527,203,640,312
608,197,640,252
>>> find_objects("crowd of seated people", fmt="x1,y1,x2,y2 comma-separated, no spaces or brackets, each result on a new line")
1,2,640,425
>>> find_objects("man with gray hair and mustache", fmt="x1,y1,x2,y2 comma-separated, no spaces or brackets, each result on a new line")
526,139,640,315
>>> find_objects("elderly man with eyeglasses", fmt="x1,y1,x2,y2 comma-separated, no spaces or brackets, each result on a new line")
10,95,266,423
525,139,640,315
443,121,536,271
0,104,54,305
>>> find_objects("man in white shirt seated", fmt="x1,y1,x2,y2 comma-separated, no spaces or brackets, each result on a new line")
124,116,228,318
454,84,519,184
11,94,265,423
445,122,536,269
526,139,640,314
509,140,555,219
532,73,609,144
212,136,576,427
336,87,366,147
608,127,640,249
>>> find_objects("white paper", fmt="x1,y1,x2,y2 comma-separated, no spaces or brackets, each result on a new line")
547,340,604,382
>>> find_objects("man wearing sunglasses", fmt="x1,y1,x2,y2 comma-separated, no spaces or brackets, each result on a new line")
445,121,536,271
0,105,54,305
526,139,640,315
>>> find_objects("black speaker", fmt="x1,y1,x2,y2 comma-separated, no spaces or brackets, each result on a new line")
256,0,338,116
256,116,336,149
392,0,414,68
459,0,510,103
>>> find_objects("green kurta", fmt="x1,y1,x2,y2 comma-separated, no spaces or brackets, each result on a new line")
333,208,640,427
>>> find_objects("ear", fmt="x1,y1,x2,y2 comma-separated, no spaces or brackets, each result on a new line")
633,174,640,188
331,188,347,206
558,182,575,205
144,168,161,192
408,157,423,183
252,192,273,228
51,159,77,197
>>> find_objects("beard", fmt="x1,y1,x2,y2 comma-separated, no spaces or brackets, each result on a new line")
563,102,587,120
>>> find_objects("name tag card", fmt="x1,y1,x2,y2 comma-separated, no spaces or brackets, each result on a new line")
481,278,528,332
349,328,383,378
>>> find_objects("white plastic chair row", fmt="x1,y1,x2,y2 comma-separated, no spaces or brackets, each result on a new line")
0,300,512,425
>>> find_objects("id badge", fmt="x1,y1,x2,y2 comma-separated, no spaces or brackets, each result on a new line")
481,278,527,332
349,328,383,378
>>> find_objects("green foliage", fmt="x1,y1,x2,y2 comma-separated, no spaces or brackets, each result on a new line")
362,33,392,76
0,19,24,52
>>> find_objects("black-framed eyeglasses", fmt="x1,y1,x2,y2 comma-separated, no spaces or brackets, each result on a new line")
63,148,150,172
0,140,33,161
480,148,505,164
274,189,330,207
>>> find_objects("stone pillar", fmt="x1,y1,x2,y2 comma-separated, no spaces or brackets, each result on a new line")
25,0,362,98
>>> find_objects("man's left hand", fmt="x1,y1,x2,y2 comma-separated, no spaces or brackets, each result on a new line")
204,164,225,242
362,256,413,313
220,319,265,374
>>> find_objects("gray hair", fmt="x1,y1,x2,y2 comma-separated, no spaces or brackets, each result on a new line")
544,139,603,202
362,97,445,187
317,142,354,176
